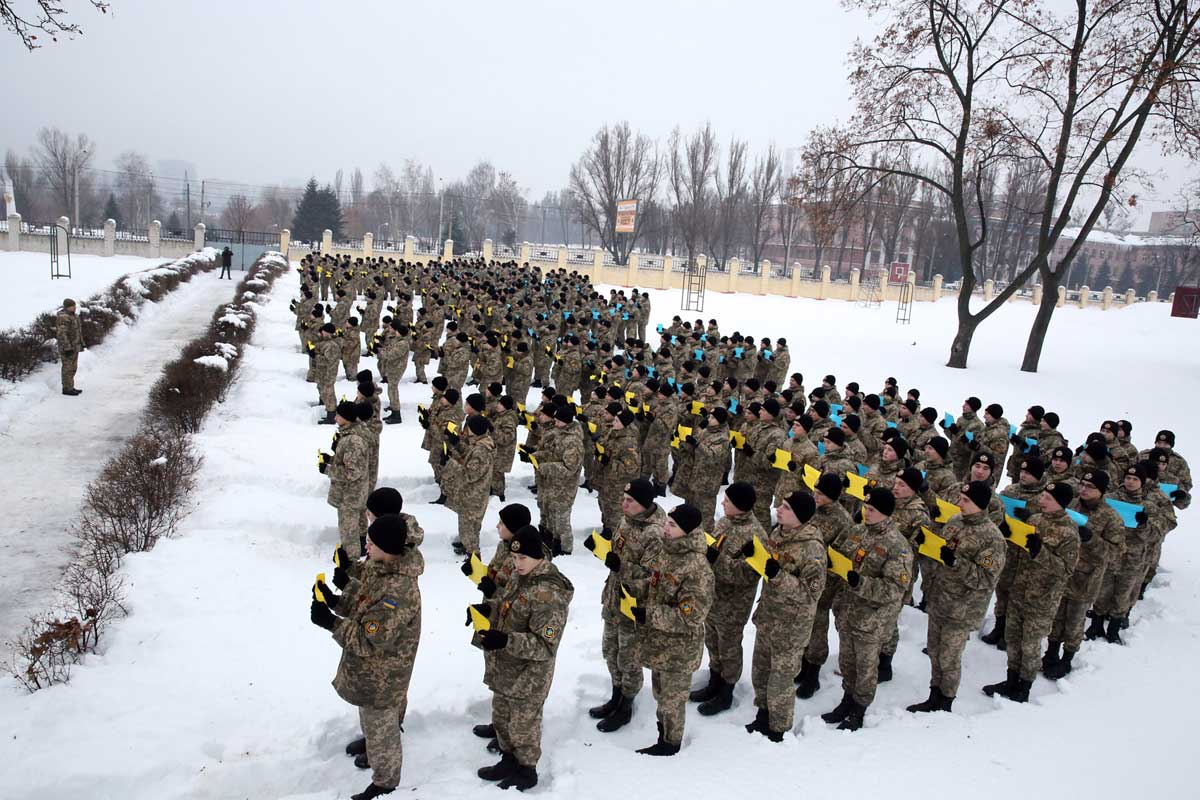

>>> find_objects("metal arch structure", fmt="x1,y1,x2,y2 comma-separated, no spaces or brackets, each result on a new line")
896,280,914,324
682,259,707,313
50,222,72,279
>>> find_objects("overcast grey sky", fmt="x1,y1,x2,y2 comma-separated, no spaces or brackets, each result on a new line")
2,0,1195,220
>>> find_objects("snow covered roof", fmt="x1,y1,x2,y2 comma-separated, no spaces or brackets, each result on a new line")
1059,227,1191,248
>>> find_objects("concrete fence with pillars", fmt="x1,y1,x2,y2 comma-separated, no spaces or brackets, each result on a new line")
5,213,204,261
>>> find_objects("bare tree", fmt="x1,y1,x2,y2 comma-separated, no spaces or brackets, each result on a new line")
350,167,365,207
448,160,496,251
747,144,781,269
705,135,749,270
113,151,160,229
5,148,43,218
489,171,527,249
32,127,94,222
776,175,805,273
221,194,256,231
1,0,109,50
874,155,921,266
258,186,294,231
667,122,719,263
569,121,662,264
799,136,865,277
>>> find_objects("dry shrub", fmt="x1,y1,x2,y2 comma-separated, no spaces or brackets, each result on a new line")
0,330,53,381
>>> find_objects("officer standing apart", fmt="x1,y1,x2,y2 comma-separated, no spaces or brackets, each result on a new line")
56,298,84,396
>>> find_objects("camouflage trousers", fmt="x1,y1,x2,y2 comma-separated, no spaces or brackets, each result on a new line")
641,445,671,486
597,482,624,534
338,503,367,559
702,583,757,683
537,487,574,553
1005,600,1059,681
358,705,402,788
602,616,644,697
802,582,841,667
383,357,408,408
456,498,487,554
690,485,721,537
991,541,1021,617
1093,543,1148,618
508,378,531,408
752,621,811,732
650,669,690,746
926,615,973,698
368,446,379,494
490,456,510,497
834,619,887,707
493,691,546,768
342,347,360,381
1050,594,1093,653
318,376,337,413
532,355,551,386
751,475,779,531
61,350,78,392
412,353,430,382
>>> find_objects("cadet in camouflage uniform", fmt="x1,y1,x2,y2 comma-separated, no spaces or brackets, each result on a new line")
1006,406,1044,482
444,415,496,555
426,387,463,498
689,482,764,716
981,456,1047,648
55,298,84,395
685,408,733,532
1089,463,1157,644
587,479,666,732
596,406,642,535
339,317,363,381
411,320,436,383
907,481,1005,713
489,394,519,501
506,341,534,405
320,401,371,558
942,397,985,479
984,481,1080,703
310,514,421,798
313,324,343,423
746,491,827,740
355,390,382,493
641,383,679,491
821,487,912,731
772,415,821,504
379,320,411,421
626,503,715,756
474,525,573,793
530,405,585,555
741,399,788,529
1141,429,1192,511
1045,469,1123,679
879,467,933,678
441,331,472,392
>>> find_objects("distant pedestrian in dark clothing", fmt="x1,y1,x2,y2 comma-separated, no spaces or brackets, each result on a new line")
220,246,234,279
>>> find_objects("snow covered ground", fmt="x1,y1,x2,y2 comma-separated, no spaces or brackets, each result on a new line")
0,252,176,330
0,272,236,644
1,271,1196,799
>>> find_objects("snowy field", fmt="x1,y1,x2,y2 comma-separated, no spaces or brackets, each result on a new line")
1,270,1197,799
0,251,175,329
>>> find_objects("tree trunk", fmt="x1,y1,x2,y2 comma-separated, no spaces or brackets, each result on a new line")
946,316,980,369
1020,273,1060,373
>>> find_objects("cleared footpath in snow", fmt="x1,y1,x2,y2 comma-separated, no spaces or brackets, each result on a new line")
0,272,237,646
1,270,1197,799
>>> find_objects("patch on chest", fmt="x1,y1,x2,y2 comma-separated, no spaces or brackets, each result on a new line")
364,621,380,635
542,625,558,640
680,601,694,616
381,596,398,609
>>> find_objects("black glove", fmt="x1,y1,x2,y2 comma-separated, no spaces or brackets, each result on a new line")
584,535,597,552
1172,489,1189,503
742,444,755,458
913,530,926,545
332,560,351,591
631,606,647,625
706,545,720,564
1078,525,1093,543
439,452,450,466
643,412,656,424
319,454,332,474
330,434,339,452
445,431,459,446
1135,510,1148,525
1027,533,1043,558
842,475,852,489
846,570,861,588
604,552,622,572
686,435,698,447
1010,434,1023,446
598,453,610,465
740,540,756,558
1012,507,1032,522
465,602,492,626
968,437,980,450
940,546,956,566
787,459,799,471
999,519,1011,537
310,599,337,630
459,558,475,577
480,630,508,651
764,558,781,580
947,423,960,435
478,576,498,598
315,579,340,610
518,450,531,463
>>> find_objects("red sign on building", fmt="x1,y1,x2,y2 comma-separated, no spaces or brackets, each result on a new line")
888,262,910,284
1171,286,1200,319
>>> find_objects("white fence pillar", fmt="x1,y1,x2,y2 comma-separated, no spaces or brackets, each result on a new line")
194,222,206,251
57,216,70,256
7,212,21,251
104,218,116,256
321,229,333,256
149,219,162,258
280,228,291,255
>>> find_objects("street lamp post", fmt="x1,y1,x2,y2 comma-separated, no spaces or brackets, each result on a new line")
73,147,89,230
437,178,445,247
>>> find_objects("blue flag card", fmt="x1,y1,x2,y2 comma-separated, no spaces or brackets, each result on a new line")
1066,508,1089,527
830,404,844,416
763,349,773,361
694,348,705,361
829,412,843,428
592,310,600,320
1000,495,1027,516
1160,482,1178,497
886,421,898,429
1009,423,1018,437
965,431,975,442
656,323,665,333
818,441,826,456
855,463,869,477
1105,497,1143,528
563,311,571,319
734,347,744,359
943,412,955,428
1024,437,1038,451
728,398,739,414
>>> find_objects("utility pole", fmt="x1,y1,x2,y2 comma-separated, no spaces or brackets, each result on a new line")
199,180,205,226
437,178,445,246
73,147,88,230
185,171,191,230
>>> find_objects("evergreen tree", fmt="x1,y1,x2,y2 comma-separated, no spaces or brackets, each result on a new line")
291,178,344,242
103,193,122,228
166,211,182,234
448,211,469,255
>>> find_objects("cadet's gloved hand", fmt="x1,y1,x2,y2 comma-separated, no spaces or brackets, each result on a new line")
459,559,475,577
1135,510,1148,526
742,444,755,458
787,459,799,471
330,434,340,452
947,423,959,435
1026,533,1043,558
332,562,351,592
439,452,450,466
706,544,721,565
846,570,861,588
480,630,509,651
842,475,852,489
740,540,756,558
478,576,498,598
914,530,926,545
310,599,337,631
1172,489,1188,503
445,431,459,446
315,579,340,611
518,450,531,463
686,435,698,447
1078,525,1093,543
764,558,781,580
465,602,492,626
598,453,610,465
1074,444,1085,456
999,519,1011,537
968,437,980,450
1010,434,1024,446
643,412,656,424
940,545,956,566
604,551,622,572
631,606,647,625
1012,507,1032,522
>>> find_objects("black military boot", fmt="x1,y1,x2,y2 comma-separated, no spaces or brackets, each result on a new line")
354,753,370,769
636,724,680,757
1105,616,1125,644
596,693,634,732
350,783,394,800
1084,613,1107,640
497,765,538,791
486,738,501,754
588,686,621,719
319,411,336,424
795,660,821,699
836,700,866,731
1008,677,1032,703
1041,640,1062,673
1046,649,1075,680
983,669,1018,698
345,736,367,756
745,706,769,734
472,723,495,739
384,409,402,425
821,693,854,724
689,670,722,703
430,492,447,505
937,692,955,712
906,687,943,713
762,727,785,742
697,679,734,716
877,652,894,683
980,615,1005,647
477,751,517,781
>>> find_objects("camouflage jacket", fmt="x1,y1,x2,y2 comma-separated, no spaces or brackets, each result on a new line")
1010,507,1080,615
831,518,913,634
327,425,369,508
632,527,715,672
927,510,1005,626
602,503,667,620
751,521,827,631
55,310,83,352
709,511,767,590
1063,496,1124,601
537,421,585,490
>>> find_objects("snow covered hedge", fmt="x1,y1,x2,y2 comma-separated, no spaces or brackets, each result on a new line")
0,248,220,383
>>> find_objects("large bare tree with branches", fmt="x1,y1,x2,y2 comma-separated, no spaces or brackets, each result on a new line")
667,122,719,264
747,144,782,269
570,122,661,265
2,0,109,50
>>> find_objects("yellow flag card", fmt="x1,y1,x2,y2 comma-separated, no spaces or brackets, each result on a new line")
845,471,869,501
506,356,515,369
642,403,651,413
446,421,458,435
670,437,681,450
704,531,717,547
625,391,636,403
691,400,705,415
586,530,612,561
523,412,535,427
588,421,598,434
934,498,961,524
1006,515,1036,550
468,605,492,632
333,546,342,568
744,535,772,582
619,584,638,622
803,463,822,490
313,573,327,603
827,546,853,580
772,448,793,471
730,430,747,449
518,444,539,470
677,424,693,440
917,526,948,564
595,442,606,456
464,553,488,585
517,402,525,413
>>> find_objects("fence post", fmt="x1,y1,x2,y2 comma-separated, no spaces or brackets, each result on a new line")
57,216,70,255
759,260,772,295
279,228,290,255
6,212,19,251
1124,288,1136,306
557,245,567,269
1056,286,1066,307
404,235,415,260
850,268,861,301
194,222,206,251
149,219,162,258
321,228,332,255
625,252,638,287
520,241,531,263
1147,289,1159,303
931,273,943,301
364,232,374,258
1079,285,1090,308
592,250,604,282
983,279,995,302
819,265,831,300
789,262,803,296
443,238,454,259
1031,282,1043,306
658,256,671,289
1102,286,1113,310
483,238,494,260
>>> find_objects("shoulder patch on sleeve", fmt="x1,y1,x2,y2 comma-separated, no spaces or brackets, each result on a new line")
542,625,558,640
364,620,380,635
381,596,398,609
680,601,694,615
